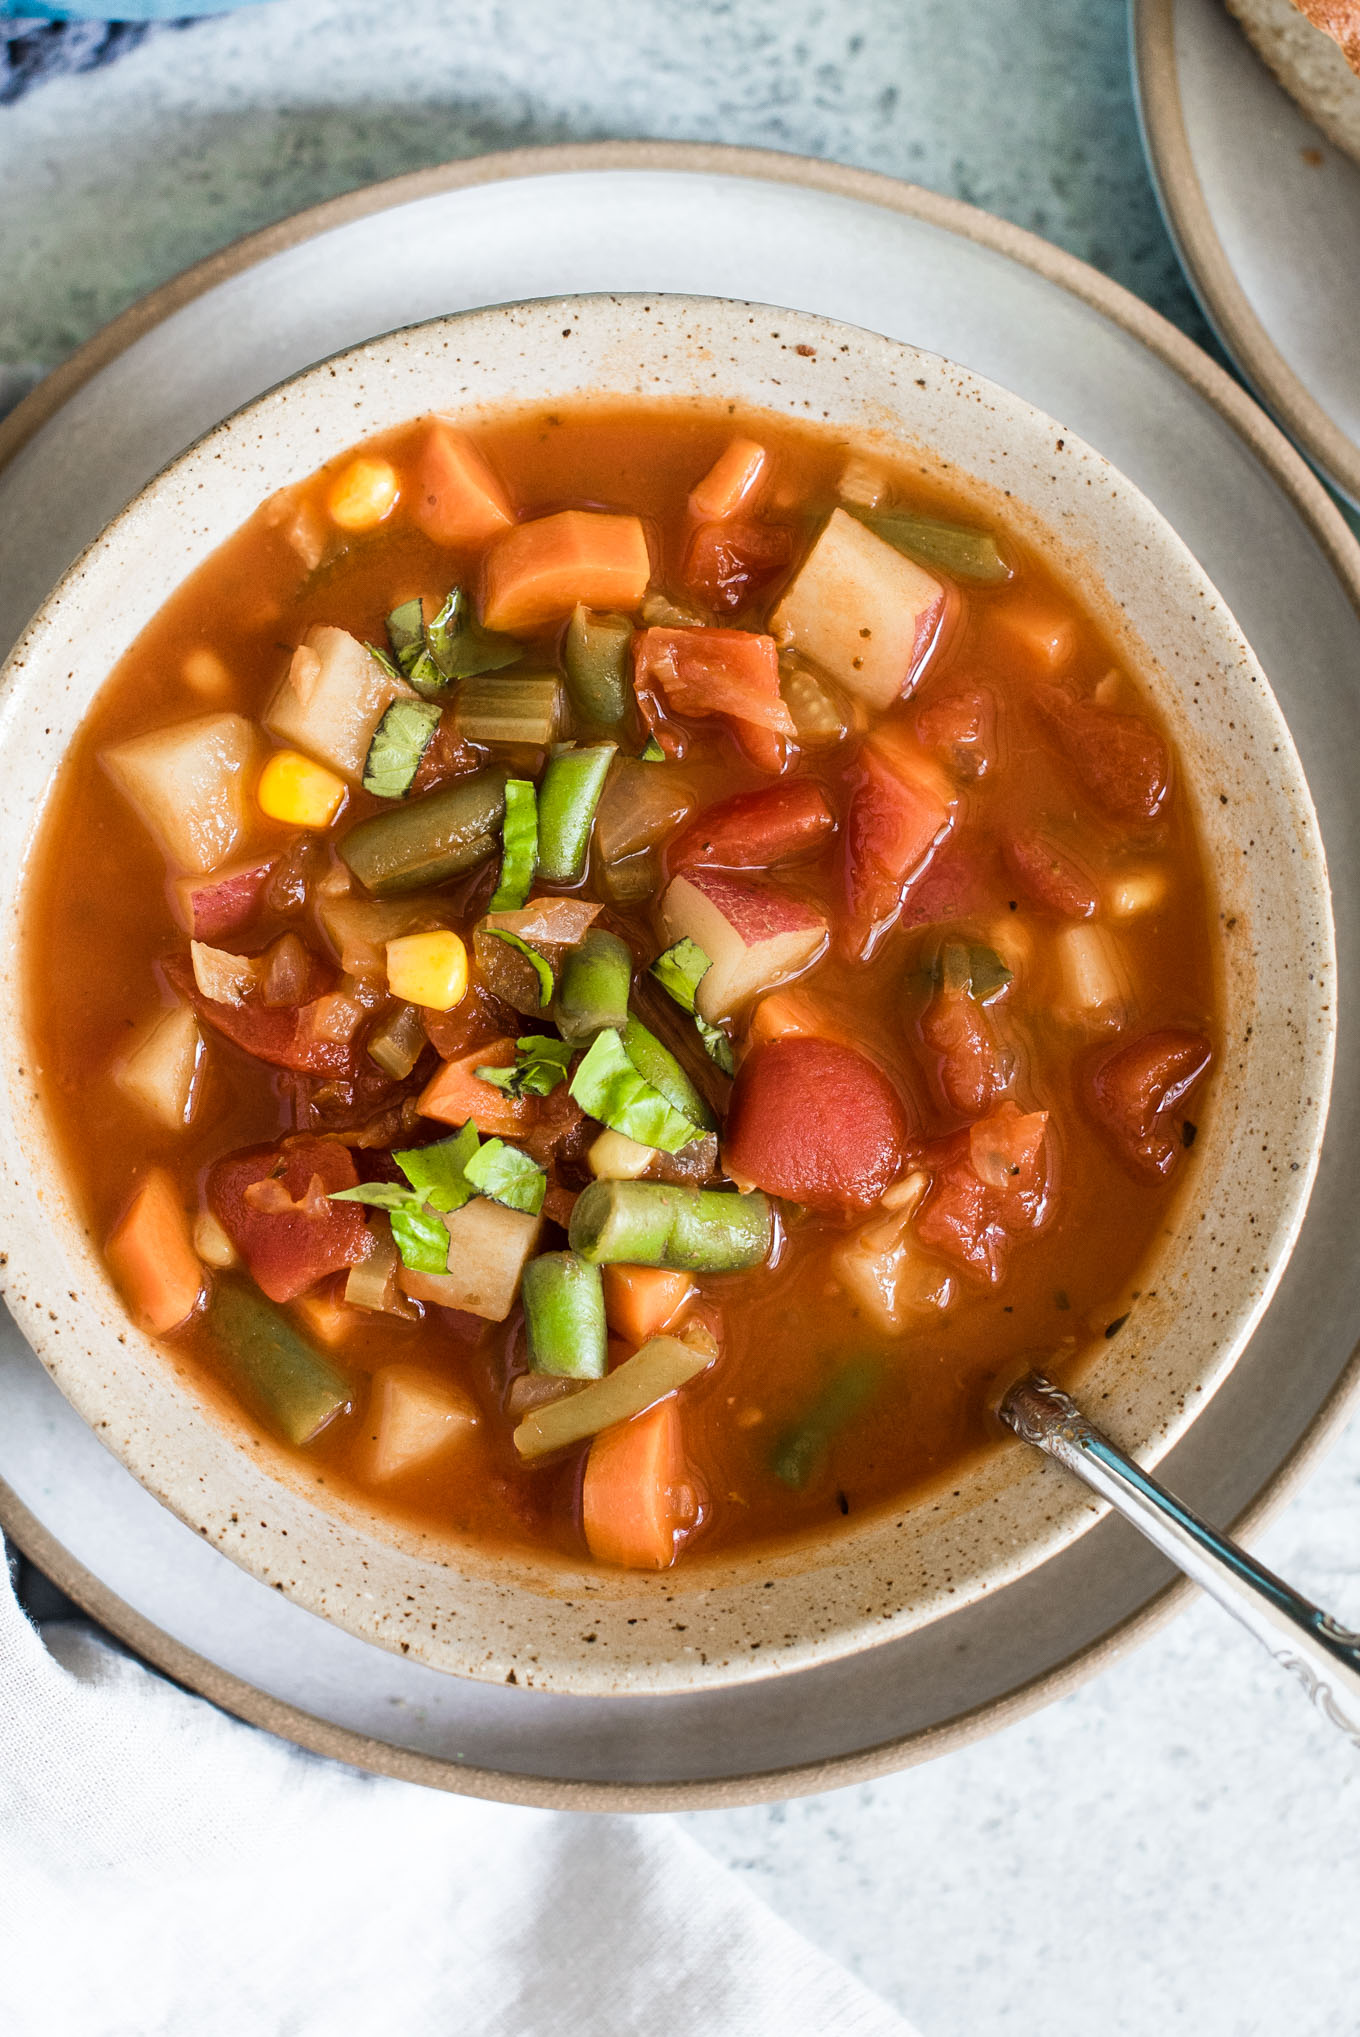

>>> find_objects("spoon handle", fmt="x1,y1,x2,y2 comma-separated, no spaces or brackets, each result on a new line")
1001,1374,1360,1746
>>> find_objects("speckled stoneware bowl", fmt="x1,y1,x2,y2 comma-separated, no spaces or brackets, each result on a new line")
0,296,1335,1695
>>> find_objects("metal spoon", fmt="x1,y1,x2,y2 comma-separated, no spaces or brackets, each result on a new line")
999,1373,1360,1746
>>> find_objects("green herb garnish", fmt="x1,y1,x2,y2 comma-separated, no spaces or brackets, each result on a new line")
482,928,555,1008
569,1026,706,1154
463,1137,547,1216
426,585,522,682
639,735,666,763
476,1034,574,1099
329,1125,480,1271
385,597,443,693
361,698,442,800
649,937,735,1075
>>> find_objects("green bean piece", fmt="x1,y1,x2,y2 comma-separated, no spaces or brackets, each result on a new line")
621,1014,714,1132
537,743,617,883
206,1280,353,1446
455,673,562,747
489,777,538,912
564,606,633,727
850,507,1010,584
366,1001,426,1079
555,929,633,1044
513,1332,713,1459
521,1251,608,1379
770,1359,879,1489
338,766,507,896
569,1179,773,1272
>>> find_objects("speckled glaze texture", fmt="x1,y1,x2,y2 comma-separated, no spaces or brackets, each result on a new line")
0,296,1335,1694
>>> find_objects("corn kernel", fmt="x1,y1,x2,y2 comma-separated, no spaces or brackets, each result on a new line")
385,930,468,1011
1107,869,1168,918
257,748,347,829
181,648,232,698
326,457,400,531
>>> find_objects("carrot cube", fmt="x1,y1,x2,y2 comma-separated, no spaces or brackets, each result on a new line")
601,1264,696,1347
416,1037,536,1137
582,1400,697,1570
106,1169,204,1334
411,422,514,549
688,437,768,521
482,511,651,634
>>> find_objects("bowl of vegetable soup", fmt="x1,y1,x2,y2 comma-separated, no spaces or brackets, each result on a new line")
0,295,1332,1695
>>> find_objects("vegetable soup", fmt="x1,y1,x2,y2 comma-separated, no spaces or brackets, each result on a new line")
24,403,1217,1572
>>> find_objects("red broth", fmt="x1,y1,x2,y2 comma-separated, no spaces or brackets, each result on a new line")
23,402,1217,1571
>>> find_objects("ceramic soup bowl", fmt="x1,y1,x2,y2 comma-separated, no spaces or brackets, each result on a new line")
0,295,1334,1694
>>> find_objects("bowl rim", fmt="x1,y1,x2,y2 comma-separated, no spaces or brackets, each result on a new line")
1,140,1358,1807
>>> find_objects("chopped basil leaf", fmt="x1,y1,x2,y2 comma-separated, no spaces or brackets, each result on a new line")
463,1137,546,1216
569,1026,705,1154
328,1181,417,1212
919,941,1012,1006
385,598,443,694
649,938,736,1076
476,1034,574,1098
482,928,554,1007
967,943,1012,1004
489,777,538,912
426,585,522,681
394,1123,480,1213
361,698,442,799
639,736,666,762
365,640,405,685
328,1176,453,1275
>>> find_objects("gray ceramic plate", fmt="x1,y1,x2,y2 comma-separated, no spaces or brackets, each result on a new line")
1132,0,1360,508
2,143,1359,1806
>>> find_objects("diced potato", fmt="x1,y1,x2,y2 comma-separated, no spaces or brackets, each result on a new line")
660,870,827,1023
1107,869,1169,918
770,508,948,710
589,1129,656,1180
1055,923,1131,1023
385,930,468,1011
399,1199,542,1320
835,1204,953,1332
326,457,399,531
264,626,407,783
102,712,258,875
115,1002,204,1130
257,748,347,829
997,599,1075,671
837,453,890,509
356,1363,480,1482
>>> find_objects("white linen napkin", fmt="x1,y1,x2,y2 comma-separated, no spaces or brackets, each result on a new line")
0,1555,918,2037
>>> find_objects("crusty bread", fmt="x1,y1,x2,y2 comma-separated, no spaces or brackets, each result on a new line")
1226,0,1360,163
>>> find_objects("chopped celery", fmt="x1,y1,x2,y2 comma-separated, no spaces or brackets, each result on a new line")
537,743,616,883
338,766,507,895
770,1359,878,1488
556,929,632,1044
361,699,442,799
475,1034,574,1098
463,1137,546,1216
481,928,555,1008
513,1329,714,1459
366,1000,426,1079
207,1280,353,1446
569,1027,702,1154
426,586,522,682
649,938,735,1075
849,507,1010,584
564,606,633,726
385,598,443,694
456,672,562,747
569,1179,773,1272
522,1251,607,1379
490,777,538,911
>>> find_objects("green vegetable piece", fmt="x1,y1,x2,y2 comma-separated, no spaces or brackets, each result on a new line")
638,736,666,763
426,586,522,682
556,928,633,1044
206,1280,353,1446
475,1034,574,1098
483,928,554,1007
537,743,617,883
361,698,442,800
385,598,443,694
463,1137,546,1216
339,766,507,896
569,1028,704,1154
850,507,1010,584
967,943,1012,1004
366,1001,426,1080
522,1251,608,1379
620,1015,715,1133
649,938,735,1076
771,1359,878,1489
395,1123,480,1213
927,940,1012,1006
327,1179,452,1274
490,777,538,912
564,606,633,727
513,1331,714,1459
365,640,405,685
456,672,562,747
569,1179,773,1272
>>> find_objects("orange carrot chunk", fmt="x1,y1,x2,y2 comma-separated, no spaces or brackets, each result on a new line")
601,1263,696,1347
688,437,768,521
106,1168,205,1334
416,1036,536,1137
482,512,651,634
582,1399,698,1570
410,422,514,549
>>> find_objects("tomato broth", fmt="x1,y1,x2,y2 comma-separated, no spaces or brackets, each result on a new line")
24,401,1218,1571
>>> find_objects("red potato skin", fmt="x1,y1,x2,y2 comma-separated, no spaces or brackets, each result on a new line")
208,1135,370,1303
1034,684,1170,822
174,858,275,941
677,865,826,940
668,781,836,874
724,1036,912,1211
1090,1027,1212,1177
681,521,795,613
1002,828,1100,919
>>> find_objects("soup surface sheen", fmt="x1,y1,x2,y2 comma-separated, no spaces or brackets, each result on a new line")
25,402,1217,1573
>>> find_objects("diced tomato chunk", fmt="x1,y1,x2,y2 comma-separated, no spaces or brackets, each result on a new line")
842,732,956,957
208,1135,370,1303
1090,1027,1212,1177
1034,684,1170,822
634,629,795,768
724,1036,912,1211
919,988,1001,1121
668,780,835,873
1003,828,1099,919
165,953,358,1078
681,521,795,613
916,1102,1051,1283
914,685,997,780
